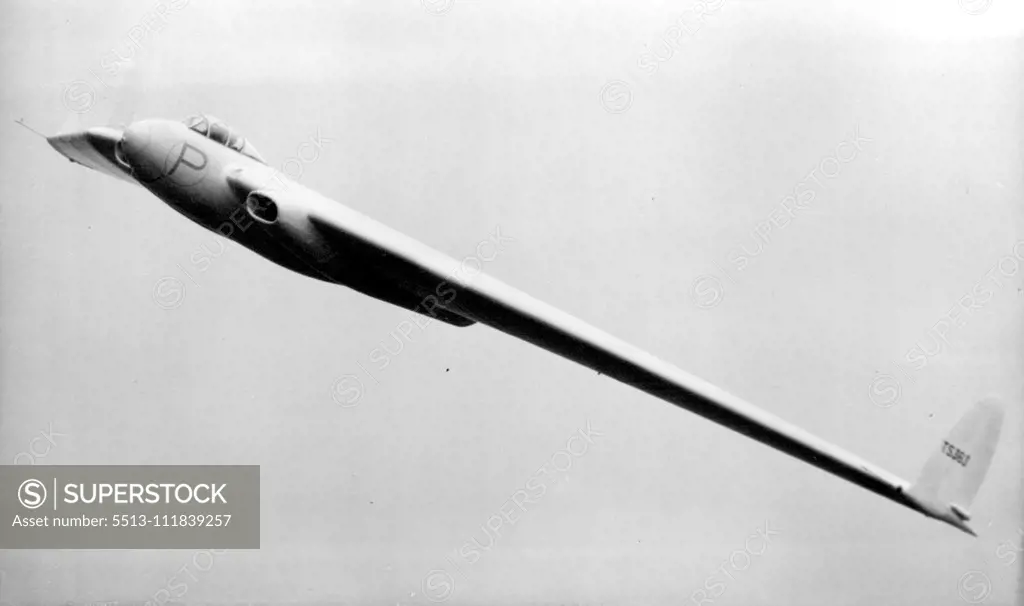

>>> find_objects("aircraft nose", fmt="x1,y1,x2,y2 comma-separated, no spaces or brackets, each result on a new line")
122,120,157,156
121,119,211,187
120,120,163,182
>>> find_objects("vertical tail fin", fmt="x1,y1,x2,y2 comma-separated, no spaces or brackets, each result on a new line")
906,398,1004,533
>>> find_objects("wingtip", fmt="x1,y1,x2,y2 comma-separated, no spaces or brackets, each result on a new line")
951,505,977,537
951,503,971,522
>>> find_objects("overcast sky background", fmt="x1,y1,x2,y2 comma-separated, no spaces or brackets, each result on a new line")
1,0,1022,604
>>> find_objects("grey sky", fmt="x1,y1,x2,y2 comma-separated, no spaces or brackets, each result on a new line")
1,0,1022,604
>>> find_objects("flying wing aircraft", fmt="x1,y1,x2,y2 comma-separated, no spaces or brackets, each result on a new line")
44,114,1005,536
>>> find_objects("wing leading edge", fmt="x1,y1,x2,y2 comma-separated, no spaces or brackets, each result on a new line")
267,183,1000,535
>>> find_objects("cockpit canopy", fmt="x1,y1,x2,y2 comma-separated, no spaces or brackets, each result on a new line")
183,114,266,164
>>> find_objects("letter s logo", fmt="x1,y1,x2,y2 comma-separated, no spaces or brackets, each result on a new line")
18,479,47,509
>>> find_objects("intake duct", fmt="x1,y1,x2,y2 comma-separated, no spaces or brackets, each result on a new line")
246,191,279,225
